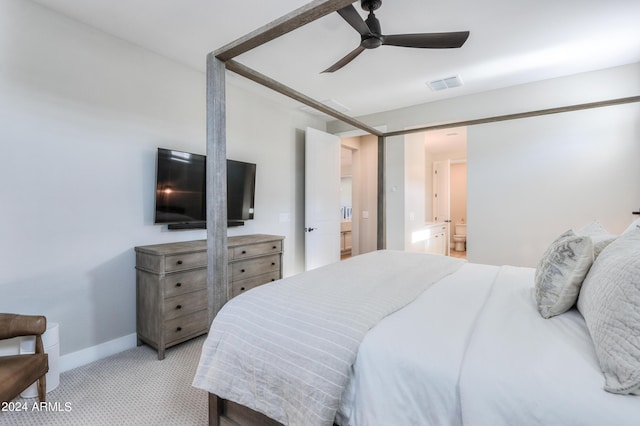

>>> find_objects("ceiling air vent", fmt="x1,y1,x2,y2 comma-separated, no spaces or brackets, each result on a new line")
428,75,463,91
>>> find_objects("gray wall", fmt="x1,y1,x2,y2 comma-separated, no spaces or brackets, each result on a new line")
467,101,640,266
0,0,325,366
329,63,640,266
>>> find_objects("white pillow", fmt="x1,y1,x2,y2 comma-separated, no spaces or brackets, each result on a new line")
577,223,640,394
577,220,617,258
623,218,640,235
534,229,594,319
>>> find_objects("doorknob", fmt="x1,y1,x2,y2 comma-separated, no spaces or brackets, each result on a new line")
305,227,317,232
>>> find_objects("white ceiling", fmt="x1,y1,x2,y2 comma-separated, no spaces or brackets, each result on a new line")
29,0,640,118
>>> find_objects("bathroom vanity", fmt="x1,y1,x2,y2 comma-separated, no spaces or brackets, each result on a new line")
340,221,352,256
411,222,448,255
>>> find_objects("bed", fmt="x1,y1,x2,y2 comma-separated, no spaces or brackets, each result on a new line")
193,221,640,426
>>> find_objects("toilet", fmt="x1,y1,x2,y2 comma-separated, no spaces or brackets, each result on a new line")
453,223,467,252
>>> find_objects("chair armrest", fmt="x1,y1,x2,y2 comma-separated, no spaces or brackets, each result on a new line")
0,314,47,340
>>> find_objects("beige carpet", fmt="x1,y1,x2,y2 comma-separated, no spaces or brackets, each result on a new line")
0,336,208,425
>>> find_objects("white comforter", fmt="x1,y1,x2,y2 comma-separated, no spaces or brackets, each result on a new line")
338,263,640,425
336,263,497,426
193,250,465,426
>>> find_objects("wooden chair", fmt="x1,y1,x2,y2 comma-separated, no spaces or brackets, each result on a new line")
0,314,49,403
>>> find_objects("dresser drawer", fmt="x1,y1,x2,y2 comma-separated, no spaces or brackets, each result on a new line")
232,241,282,260
164,289,208,320
230,254,280,281
230,271,280,298
164,268,207,298
164,310,208,344
165,251,207,273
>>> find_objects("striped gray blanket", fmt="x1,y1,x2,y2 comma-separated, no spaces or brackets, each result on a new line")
193,250,465,425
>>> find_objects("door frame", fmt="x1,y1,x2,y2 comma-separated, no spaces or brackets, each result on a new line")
340,144,360,256
433,159,451,256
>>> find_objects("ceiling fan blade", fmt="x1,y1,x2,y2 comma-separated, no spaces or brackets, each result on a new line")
322,46,366,73
337,5,371,36
381,31,470,49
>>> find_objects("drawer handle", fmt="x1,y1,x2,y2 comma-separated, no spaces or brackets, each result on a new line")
176,282,182,287
240,287,245,291
176,326,182,332
272,246,277,249
271,262,276,266
240,269,245,273
241,250,247,254
176,305,182,310
176,260,183,265
271,278,276,282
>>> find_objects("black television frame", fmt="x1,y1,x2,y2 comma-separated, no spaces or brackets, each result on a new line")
153,148,256,230
154,148,207,229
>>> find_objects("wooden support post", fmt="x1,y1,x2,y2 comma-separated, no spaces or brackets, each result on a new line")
208,393,222,426
377,135,386,250
206,53,228,324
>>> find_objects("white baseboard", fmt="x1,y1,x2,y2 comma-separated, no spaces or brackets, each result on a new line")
59,333,138,372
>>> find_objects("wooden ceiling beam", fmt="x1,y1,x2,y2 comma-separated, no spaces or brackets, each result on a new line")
215,0,356,62
226,60,384,137
383,95,640,138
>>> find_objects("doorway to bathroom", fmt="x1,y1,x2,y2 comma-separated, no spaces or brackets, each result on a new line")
338,133,380,260
400,127,467,257
424,128,468,259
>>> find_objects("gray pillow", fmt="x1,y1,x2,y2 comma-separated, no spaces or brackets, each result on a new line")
535,230,594,319
577,223,640,394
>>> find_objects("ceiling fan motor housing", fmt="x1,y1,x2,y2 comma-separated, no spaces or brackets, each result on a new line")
361,35,382,49
362,3,382,48
361,0,382,12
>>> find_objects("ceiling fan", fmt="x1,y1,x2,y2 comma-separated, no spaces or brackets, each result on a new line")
323,0,470,73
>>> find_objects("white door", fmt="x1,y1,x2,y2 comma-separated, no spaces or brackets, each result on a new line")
305,127,341,271
433,160,451,256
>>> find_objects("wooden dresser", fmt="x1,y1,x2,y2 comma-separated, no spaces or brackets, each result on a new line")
228,234,284,298
135,234,284,359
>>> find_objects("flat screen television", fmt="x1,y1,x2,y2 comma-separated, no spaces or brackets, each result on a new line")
154,148,256,229
227,159,256,226
154,148,206,227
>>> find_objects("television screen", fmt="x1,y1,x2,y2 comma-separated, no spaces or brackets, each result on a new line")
154,148,256,228
154,148,206,225
227,159,256,223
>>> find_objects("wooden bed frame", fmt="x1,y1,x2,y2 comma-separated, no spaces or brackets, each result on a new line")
209,393,282,426
203,1,640,425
